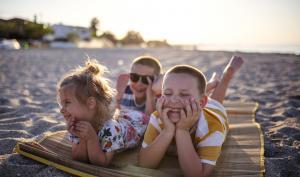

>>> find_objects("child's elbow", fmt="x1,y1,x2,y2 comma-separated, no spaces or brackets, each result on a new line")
138,153,158,169
138,160,156,169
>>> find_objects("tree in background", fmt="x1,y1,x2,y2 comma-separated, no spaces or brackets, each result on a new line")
90,17,100,38
99,31,118,45
121,30,144,46
0,18,52,40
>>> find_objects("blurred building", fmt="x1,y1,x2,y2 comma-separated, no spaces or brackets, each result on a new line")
44,24,91,42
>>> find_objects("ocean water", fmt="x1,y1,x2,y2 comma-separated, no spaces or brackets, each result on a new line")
196,44,300,55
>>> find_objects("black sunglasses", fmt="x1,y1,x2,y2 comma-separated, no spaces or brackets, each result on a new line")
129,73,155,85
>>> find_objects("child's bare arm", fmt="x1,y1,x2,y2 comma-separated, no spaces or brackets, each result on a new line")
139,97,175,168
145,77,156,116
71,141,89,162
138,128,174,168
86,134,114,167
175,97,213,177
73,121,114,166
67,118,89,162
115,73,130,109
176,130,214,177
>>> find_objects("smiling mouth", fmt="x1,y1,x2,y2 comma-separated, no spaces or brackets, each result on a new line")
166,107,188,116
62,113,72,120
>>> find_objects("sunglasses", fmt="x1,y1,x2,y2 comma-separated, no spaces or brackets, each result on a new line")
129,73,155,85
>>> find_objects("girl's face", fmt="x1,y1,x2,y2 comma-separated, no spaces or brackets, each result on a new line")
129,64,156,101
162,73,202,123
59,86,95,123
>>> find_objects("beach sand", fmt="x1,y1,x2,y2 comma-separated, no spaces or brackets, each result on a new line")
0,48,299,177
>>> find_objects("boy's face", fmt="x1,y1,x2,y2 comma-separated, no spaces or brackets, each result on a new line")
130,64,156,100
162,73,203,123
59,86,94,123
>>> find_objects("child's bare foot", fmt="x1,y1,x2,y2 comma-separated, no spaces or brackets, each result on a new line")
206,72,220,95
223,56,244,79
116,73,129,103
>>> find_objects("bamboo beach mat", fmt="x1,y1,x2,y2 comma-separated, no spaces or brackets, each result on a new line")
15,101,264,177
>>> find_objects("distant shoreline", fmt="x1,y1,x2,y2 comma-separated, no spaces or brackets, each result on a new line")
194,43,300,55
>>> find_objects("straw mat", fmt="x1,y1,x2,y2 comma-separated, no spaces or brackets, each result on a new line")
15,101,264,177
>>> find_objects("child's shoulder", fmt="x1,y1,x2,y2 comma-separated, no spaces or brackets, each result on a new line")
148,111,164,129
205,98,227,115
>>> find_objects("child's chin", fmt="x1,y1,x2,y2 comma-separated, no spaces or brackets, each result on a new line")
134,91,146,98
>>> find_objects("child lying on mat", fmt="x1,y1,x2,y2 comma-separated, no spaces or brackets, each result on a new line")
57,59,149,166
138,56,243,177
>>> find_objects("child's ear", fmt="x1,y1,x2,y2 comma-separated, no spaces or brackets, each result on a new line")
199,95,208,108
86,97,97,109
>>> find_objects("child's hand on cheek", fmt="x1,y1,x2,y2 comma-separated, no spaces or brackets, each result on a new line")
72,121,97,141
157,96,175,135
176,98,200,131
66,117,76,134
146,76,154,98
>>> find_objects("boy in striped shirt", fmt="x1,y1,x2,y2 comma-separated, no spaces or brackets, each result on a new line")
139,56,243,177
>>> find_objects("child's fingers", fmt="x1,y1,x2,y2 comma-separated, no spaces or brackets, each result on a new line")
69,126,79,136
185,99,192,119
147,76,153,85
161,108,171,122
74,121,89,129
156,96,165,116
68,119,76,129
195,99,201,115
162,108,170,117
190,98,198,117
180,109,186,120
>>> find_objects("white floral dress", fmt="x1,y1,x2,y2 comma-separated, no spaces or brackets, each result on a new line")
68,109,149,152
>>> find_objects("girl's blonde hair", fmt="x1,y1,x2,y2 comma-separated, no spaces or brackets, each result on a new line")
57,59,115,126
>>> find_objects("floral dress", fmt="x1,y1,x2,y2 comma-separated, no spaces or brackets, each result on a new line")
68,109,149,153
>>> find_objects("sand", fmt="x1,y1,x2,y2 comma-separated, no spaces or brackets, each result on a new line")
0,48,299,177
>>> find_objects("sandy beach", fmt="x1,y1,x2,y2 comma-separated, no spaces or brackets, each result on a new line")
0,48,299,177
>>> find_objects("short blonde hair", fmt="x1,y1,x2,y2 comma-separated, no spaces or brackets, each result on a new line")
57,59,115,126
165,65,207,95
131,55,162,75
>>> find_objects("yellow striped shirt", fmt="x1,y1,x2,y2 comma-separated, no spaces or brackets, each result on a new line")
142,98,228,165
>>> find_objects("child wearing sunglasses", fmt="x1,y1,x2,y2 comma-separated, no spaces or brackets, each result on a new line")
116,56,162,116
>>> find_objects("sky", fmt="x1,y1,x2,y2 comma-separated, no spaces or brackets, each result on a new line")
1,0,300,47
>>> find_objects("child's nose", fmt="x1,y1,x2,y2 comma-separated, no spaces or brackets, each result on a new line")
169,96,181,103
136,79,145,85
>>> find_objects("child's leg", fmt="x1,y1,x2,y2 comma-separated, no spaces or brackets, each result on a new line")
210,56,244,104
206,72,220,96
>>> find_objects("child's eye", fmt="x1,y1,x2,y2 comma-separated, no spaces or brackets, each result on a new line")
163,93,172,97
